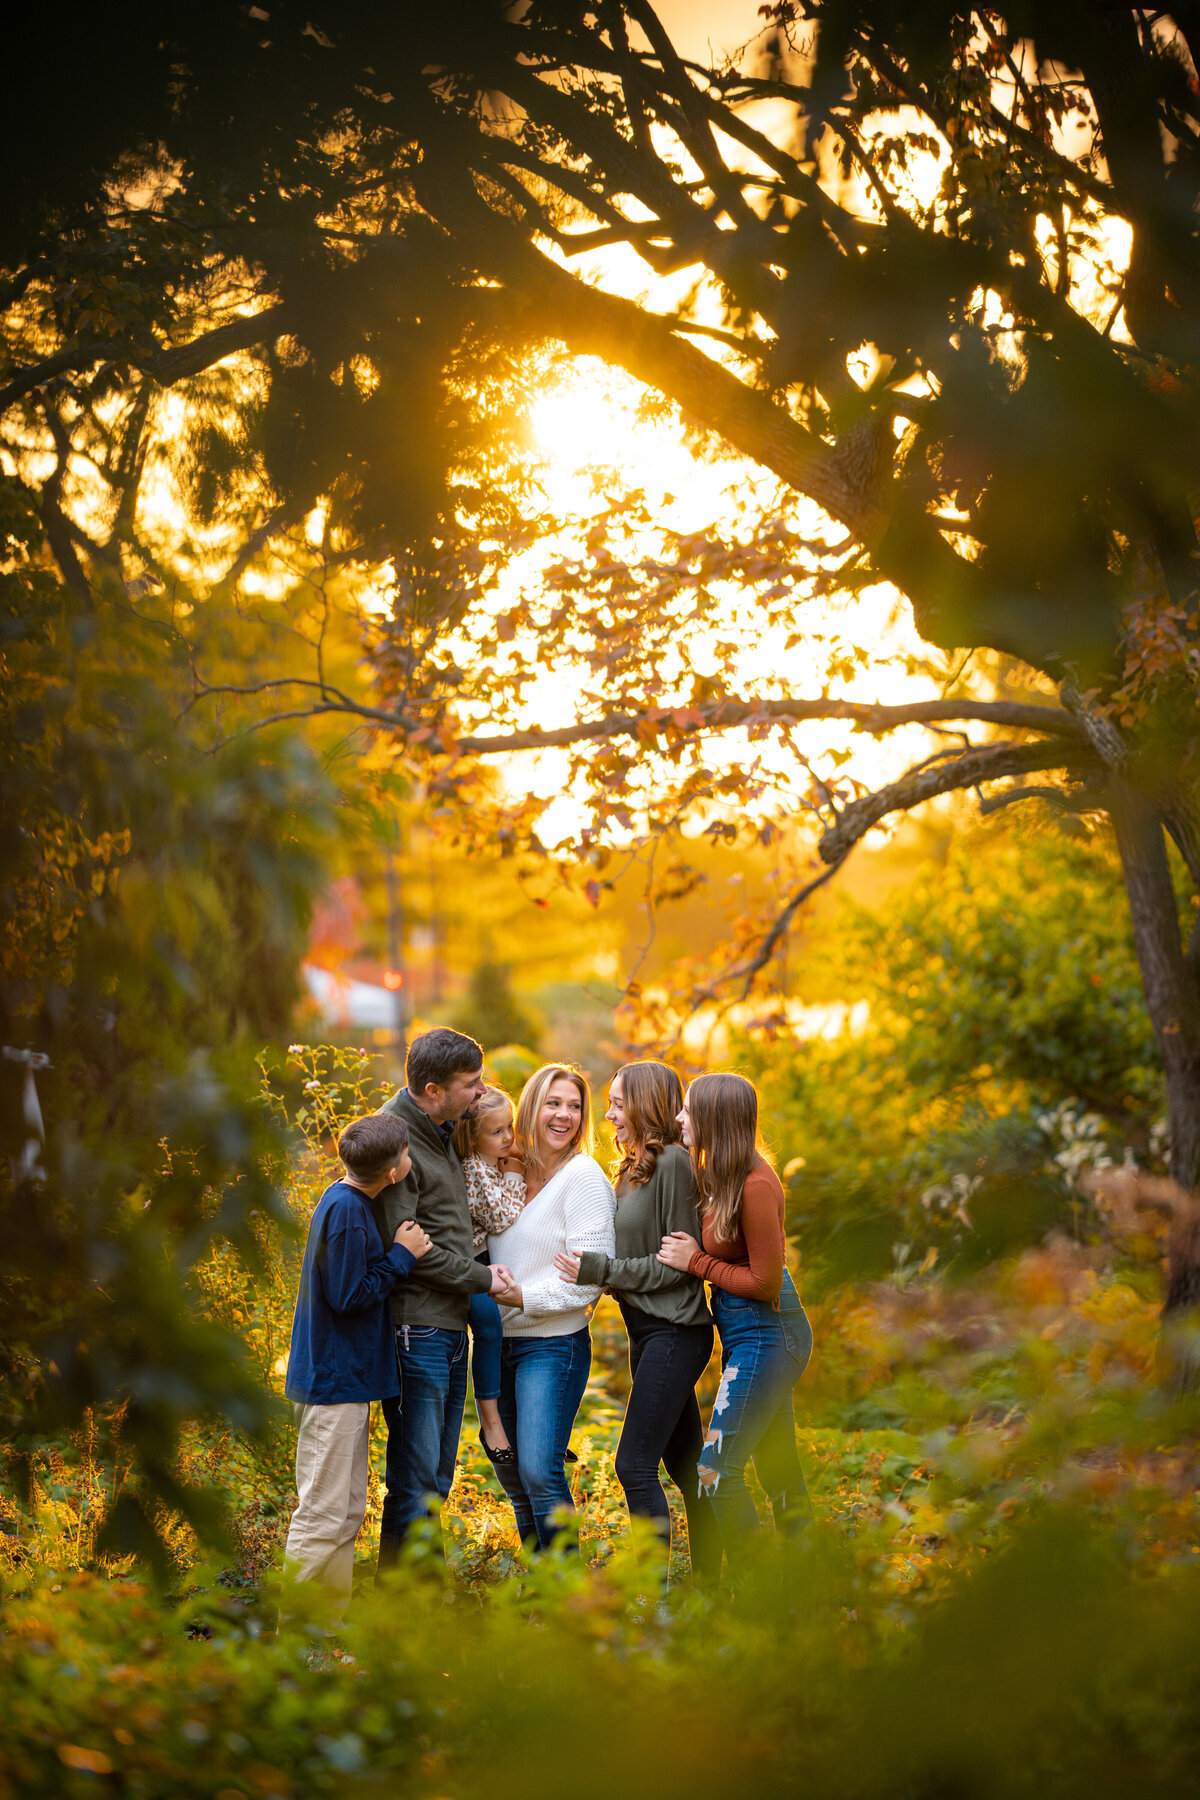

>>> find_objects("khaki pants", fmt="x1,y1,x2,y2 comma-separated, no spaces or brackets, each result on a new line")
283,1401,371,1626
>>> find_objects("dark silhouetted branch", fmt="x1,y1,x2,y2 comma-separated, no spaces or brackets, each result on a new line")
819,740,1100,862
978,782,1096,816
0,305,290,416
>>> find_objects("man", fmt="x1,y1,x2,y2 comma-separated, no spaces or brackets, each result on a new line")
374,1027,513,1568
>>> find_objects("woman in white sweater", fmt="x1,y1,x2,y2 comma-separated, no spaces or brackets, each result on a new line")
486,1063,616,1550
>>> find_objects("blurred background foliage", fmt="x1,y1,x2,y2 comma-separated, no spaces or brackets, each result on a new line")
743,817,1173,1298
0,475,334,1561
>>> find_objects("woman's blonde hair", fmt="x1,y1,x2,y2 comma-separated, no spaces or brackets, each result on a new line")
686,1072,759,1242
516,1063,594,1176
612,1060,683,1188
452,1085,513,1162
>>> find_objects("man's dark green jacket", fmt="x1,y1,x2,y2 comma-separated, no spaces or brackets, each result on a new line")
373,1088,492,1331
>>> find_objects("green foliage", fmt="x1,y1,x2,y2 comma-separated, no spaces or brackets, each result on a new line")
744,823,1163,1289
3,1504,1200,1798
485,1043,543,1100
449,958,544,1055
835,823,1160,1117
0,480,334,1558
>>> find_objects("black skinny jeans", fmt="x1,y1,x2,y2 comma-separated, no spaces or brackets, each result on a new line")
616,1301,722,1584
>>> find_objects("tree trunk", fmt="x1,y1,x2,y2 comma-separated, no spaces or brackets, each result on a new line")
1109,785,1200,1370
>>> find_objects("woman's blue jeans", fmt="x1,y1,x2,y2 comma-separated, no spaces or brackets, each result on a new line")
699,1271,812,1561
488,1327,592,1551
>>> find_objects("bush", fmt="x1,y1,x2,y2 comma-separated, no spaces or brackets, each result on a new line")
450,960,543,1054
743,821,1167,1290
0,489,333,1560
4,1508,1200,1798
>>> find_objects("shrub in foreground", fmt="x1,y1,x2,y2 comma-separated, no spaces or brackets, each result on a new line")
2,1510,1199,1799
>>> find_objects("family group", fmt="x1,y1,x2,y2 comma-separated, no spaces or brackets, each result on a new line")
282,1026,813,1620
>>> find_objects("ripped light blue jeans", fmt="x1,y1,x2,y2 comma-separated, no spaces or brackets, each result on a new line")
699,1271,812,1559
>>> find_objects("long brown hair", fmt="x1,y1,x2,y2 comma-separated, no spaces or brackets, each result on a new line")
451,1086,512,1162
612,1060,683,1188
686,1072,758,1242
515,1063,594,1177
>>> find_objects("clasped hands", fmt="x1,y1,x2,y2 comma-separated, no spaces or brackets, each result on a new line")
392,1223,521,1307
488,1263,522,1308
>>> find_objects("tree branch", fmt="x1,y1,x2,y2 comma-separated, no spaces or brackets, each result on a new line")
183,660,1105,820
455,696,1087,756
728,855,851,1000
0,345,97,413
142,304,290,385
421,175,881,540
977,783,1098,816
184,674,407,731
411,162,1013,647
819,740,1100,862
0,305,290,416
625,0,761,232
656,851,854,1046
216,503,302,589
186,671,1087,757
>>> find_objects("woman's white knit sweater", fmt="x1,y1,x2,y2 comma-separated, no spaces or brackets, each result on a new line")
488,1153,616,1339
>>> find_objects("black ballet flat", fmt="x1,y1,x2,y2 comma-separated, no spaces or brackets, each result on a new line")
480,1431,516,1465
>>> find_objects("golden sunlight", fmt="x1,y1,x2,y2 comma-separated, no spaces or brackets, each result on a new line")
502,360,957,849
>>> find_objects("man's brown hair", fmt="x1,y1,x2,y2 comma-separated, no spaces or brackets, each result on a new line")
338,1112,410,1182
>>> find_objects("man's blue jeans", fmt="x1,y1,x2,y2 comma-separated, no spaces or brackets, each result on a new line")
699,1271,813,1563
377,1325,469,1571
485,1327,592,1551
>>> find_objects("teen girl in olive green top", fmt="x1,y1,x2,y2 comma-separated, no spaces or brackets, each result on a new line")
557,1062,720,1583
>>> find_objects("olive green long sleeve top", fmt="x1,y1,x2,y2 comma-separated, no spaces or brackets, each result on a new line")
575,1143,712,1327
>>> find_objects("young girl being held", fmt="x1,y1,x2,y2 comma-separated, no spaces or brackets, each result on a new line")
454,1087,527,1460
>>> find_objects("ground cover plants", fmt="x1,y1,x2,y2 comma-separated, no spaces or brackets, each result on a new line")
3,1046,1200,1798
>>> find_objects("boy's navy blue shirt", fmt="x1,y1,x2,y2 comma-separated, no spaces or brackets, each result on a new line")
285,1179,415,1405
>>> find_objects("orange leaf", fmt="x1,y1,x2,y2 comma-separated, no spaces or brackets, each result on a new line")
58,1747,115,1775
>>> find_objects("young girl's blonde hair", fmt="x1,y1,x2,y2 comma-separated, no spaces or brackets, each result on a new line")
515,1064,594,1177
452,1085,513,1161
686,1072,759,1242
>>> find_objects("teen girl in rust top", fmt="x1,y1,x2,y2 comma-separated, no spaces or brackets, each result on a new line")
657,1072,812,1566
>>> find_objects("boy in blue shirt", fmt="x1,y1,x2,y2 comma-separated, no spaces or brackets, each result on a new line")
284,1112,429,1623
